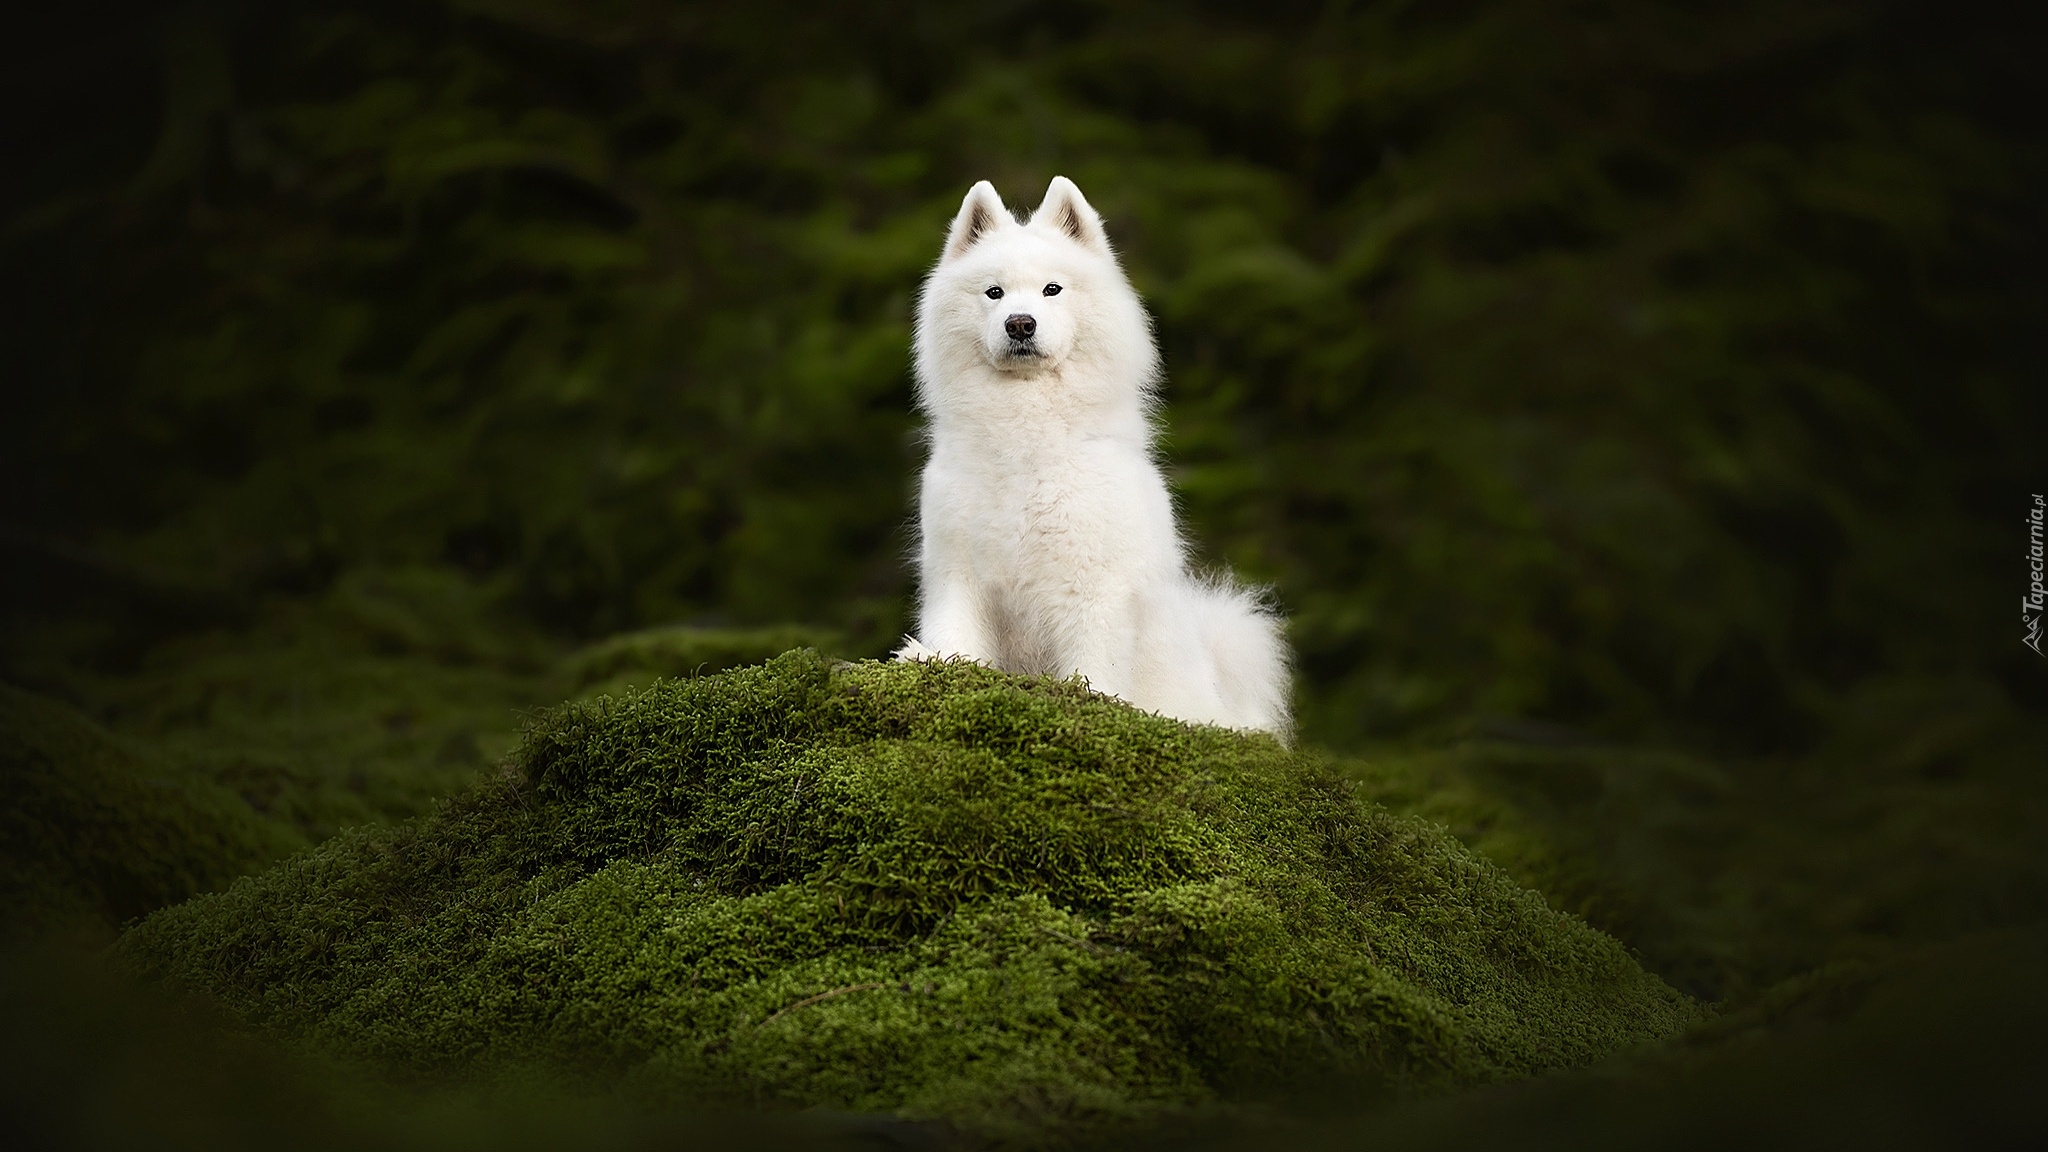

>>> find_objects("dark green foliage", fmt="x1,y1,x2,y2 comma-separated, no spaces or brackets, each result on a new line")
1340,713,2048,998
10,568,557,854
1185,931,2048,1152
5,571,849,885
1,0,2041,1144
0,685,301,928
6,0,2037,755
122,653,1696,1140
4,2,2038,998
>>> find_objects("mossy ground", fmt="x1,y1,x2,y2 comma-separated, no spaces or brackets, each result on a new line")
0,569,849,931
119,652,1697,1141
0,686,301,929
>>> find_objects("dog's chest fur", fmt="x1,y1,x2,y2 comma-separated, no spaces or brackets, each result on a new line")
930,411,1171,566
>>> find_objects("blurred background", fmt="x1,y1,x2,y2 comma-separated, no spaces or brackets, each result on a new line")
2,0,2043,1147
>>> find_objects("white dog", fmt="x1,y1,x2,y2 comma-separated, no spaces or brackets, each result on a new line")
896,176,1290,736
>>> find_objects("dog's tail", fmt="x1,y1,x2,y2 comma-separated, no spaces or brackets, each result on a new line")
1188,576,1293,740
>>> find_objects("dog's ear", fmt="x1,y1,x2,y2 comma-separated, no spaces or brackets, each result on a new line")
943,181,1009,262
1031,176,1110,255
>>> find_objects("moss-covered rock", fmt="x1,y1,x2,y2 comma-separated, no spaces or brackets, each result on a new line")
120,652,1699,1141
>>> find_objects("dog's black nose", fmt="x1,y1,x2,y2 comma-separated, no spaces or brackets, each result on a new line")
1005,314,1037,340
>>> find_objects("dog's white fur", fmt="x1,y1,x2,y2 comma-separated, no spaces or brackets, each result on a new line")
896,176,1291,736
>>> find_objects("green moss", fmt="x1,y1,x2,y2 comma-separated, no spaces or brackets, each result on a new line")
0,686,303,929
33,574,560,847
122,652,1698,1142
562,624,847,699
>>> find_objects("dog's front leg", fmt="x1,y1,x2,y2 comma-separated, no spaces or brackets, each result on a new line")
1052,581,1143,703
910,572,997,664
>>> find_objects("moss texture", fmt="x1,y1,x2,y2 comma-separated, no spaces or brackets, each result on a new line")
0,686,303,929
562,623,847,700
122,652,1697,1141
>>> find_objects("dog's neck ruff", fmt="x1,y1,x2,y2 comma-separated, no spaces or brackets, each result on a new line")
924,361,1152,453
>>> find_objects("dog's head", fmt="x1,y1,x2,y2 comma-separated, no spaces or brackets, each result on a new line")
915,177,1155,401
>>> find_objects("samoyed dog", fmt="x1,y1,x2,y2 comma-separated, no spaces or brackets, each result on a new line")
895,176,1291,736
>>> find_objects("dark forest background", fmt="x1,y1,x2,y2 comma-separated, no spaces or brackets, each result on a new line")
2,0,2044,1147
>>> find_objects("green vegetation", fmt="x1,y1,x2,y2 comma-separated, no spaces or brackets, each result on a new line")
10,0,2036,761
120,653,1696,1141
0,685,299,928
0,597,862,931
562,622,845,698
1,931,897,1152
2,0,2041,1146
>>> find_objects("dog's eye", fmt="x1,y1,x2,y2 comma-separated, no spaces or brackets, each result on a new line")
985,286,1004,300
1043,283,1062,296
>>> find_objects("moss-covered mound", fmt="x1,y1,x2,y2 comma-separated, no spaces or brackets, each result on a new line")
1,687,303,929
120,652,1698,1140
562,624,847,699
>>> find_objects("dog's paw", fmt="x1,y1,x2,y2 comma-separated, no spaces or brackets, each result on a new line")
892,635,941,662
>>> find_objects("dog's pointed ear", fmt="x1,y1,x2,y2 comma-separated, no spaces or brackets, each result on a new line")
943,181,1009,262
1031,176,1110,255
